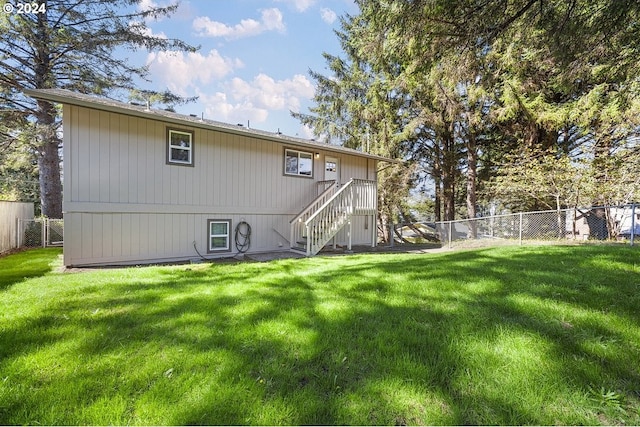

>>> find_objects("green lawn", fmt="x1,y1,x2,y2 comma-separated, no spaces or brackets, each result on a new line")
1,245,639,425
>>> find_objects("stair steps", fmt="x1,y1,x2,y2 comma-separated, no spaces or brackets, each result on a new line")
290,179,377,256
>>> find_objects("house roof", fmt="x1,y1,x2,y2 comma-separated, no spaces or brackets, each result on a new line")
25,88,398,163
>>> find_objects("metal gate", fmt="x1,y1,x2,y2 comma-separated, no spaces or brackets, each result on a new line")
17,218,64,248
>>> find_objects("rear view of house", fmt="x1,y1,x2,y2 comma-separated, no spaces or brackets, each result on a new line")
27,89,392,267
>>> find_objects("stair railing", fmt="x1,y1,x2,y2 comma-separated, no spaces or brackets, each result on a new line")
290,180,337,251
316,180,337,196
304,179,377,256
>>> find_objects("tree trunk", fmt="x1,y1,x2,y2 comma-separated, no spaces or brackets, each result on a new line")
433,144,442,222
32,11,62,218
377,190,391,243
35,100,63,218
441,121,456,221
442,165,455,221
434,178,442,222
466,132,478,238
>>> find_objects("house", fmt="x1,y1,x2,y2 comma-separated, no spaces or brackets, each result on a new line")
26,89,394,267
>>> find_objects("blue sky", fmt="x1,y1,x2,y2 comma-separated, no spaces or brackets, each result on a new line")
133,0,358,138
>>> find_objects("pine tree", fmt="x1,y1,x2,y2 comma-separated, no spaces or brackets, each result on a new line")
298,0,640,219
293,12,414,240
0,0,197,217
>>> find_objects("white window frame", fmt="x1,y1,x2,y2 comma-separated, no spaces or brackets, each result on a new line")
167,128,194,166
284,148,313,178
207,219,231,253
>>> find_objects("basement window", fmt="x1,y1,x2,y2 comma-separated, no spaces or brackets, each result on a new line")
284,148,313,177
167,128,194,166
208,220,231,252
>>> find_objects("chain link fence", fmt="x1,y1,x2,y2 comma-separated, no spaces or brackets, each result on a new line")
430,205,639,248
17,218,64,248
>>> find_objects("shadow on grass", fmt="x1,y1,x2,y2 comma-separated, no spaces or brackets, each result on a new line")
0,248,61,290
1,245,639,425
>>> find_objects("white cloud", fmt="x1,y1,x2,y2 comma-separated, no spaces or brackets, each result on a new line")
320,8,337,24
275,0,316,12
229,73,315,112
193,8,285,39
298,124,316,139
128,21,167,39
198,91,269,126
136,0,177,22
137,0,159,12
192,73,315,127
146,49,243,95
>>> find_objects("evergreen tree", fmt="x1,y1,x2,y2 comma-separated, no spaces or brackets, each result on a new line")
0,119,39,204
294,13,414,240
297,0,640,220
0,0,197,217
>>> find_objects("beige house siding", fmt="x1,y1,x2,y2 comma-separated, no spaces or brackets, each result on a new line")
63,105,377,266
63,212,296,266
65,106,321,210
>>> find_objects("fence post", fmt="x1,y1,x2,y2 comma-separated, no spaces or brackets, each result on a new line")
40,218,45,248
371,214,376,248
519,212,523,245
15,217,20,249
448,221,452,249
631,203,636,247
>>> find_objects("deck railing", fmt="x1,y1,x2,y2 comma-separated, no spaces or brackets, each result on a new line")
291,179,376,256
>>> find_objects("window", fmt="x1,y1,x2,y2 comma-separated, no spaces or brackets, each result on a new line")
208,220,231,252
167,129,194,166
284,148,313,177
325,161,336,173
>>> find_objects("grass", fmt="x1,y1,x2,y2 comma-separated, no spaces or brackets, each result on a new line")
1,245,640,425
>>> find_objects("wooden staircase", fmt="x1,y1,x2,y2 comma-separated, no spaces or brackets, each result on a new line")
290,179,377,256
